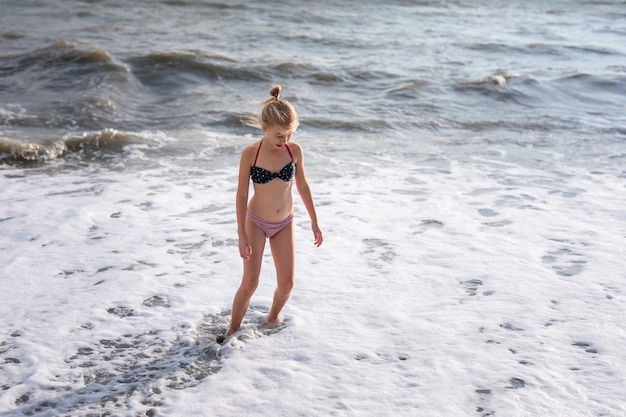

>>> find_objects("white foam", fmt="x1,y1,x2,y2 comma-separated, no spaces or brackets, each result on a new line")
1,140,625,416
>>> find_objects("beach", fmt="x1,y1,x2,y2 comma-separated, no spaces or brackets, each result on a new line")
1,1,625,416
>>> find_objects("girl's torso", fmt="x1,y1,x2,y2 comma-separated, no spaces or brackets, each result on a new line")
247,139,296,221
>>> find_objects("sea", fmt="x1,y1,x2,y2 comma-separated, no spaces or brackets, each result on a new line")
1,1,625,416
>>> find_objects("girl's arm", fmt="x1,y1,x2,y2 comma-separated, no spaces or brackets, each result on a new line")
293,143,323,247
236,146,253,259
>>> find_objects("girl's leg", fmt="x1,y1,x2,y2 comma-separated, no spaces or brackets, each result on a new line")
267,220,295,325
227,216,266,336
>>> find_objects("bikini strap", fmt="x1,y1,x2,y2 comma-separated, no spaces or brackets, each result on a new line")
253,139,263,166
285,143,293,160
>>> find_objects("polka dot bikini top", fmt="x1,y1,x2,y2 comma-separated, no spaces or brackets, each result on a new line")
250,139,295,184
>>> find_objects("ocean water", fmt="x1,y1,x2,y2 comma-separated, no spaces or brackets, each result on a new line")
1,0,625,416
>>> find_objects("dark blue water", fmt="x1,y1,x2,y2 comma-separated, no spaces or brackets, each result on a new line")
1,0,624,170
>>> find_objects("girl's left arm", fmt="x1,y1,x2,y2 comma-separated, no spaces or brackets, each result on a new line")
293,144,323,247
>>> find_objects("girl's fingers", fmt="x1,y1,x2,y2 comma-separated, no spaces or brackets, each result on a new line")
239,243,252,259
314,231,323,246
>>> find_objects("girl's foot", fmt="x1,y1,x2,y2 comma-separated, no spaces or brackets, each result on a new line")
264,314,283,328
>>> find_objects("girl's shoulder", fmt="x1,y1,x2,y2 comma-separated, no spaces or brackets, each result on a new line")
240,140,261,165
287,141,303,154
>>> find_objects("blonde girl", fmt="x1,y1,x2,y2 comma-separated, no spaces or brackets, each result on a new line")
227,85,323,336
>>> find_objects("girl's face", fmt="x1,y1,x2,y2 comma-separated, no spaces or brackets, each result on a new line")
262,124,295,149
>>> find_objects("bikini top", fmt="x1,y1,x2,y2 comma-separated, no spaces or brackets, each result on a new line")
250,139,295,184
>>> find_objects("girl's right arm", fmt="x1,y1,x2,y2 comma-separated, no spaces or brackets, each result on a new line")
292,143,323,247
236,147,253,259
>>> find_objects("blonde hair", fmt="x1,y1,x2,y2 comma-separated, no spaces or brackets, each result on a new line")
241,85,299,131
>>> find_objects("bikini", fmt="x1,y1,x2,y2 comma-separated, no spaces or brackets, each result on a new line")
250,140,295,185
247,139,295,238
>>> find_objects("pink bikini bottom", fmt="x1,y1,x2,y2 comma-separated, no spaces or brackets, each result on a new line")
247,211,293,239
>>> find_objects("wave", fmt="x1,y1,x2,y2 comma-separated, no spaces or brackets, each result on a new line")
0,137,67,163
306,116,393,132
0,129,150,165
2,36,623,143
466,41,620,58
385,80,431,99
453,70,626,111
1,32,25,40
126,51,266,88
453,73,537,106
54,42,383,91
159,0,252,9
553,72,626,96
126,52,356,90
0,40,378,105
1,41,131,91
265,61,351,85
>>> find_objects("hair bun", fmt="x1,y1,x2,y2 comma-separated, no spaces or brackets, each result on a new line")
270,85,281,101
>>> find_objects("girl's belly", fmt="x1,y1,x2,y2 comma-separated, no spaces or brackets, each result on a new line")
248,188,293,222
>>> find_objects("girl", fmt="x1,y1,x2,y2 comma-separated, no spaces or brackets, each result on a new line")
227,85,323,336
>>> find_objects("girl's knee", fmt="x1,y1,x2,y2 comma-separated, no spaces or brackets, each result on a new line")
277,276,294,292
240,277,259,294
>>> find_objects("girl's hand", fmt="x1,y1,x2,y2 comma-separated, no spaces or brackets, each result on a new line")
312,226,323,247
239,236,252,259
